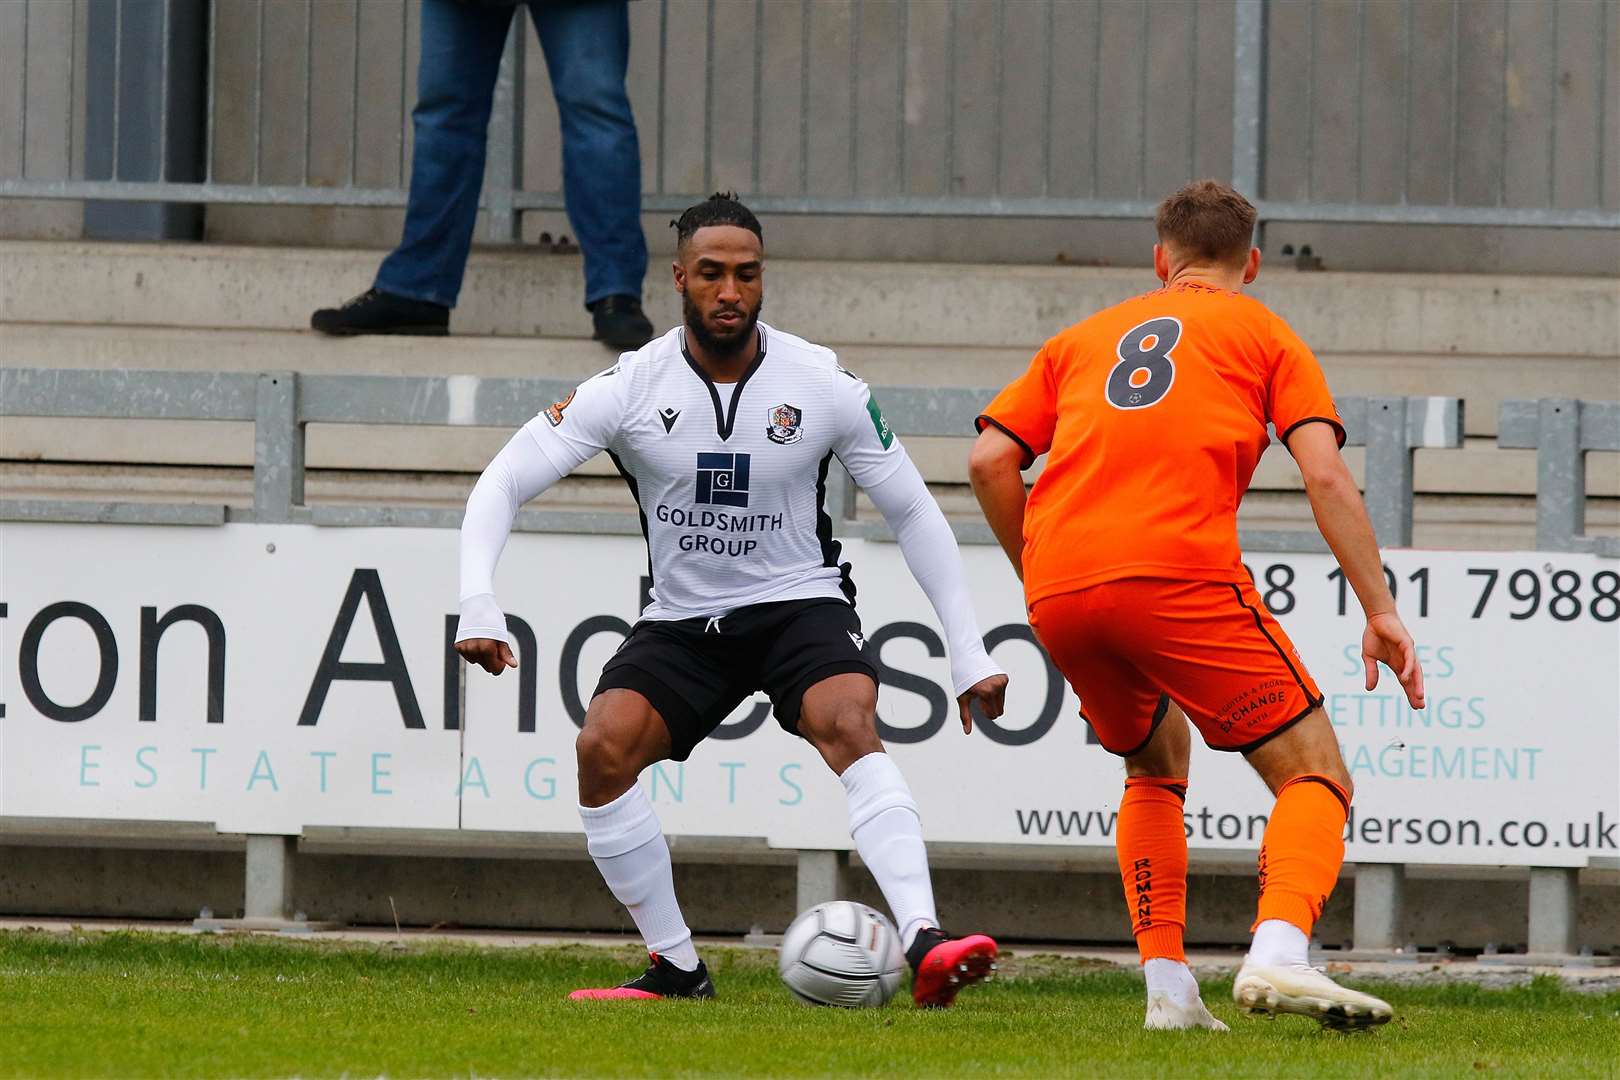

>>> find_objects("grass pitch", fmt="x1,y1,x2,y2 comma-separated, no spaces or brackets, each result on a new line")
1,931,1615,1078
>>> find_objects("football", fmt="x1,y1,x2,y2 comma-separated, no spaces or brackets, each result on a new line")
778,901,906,1008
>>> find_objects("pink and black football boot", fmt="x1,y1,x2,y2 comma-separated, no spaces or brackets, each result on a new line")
906,928,999,1008
567,954,716,1001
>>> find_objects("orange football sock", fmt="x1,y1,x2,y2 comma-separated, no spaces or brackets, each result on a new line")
1115,776,1189,963
1253,774,1351,934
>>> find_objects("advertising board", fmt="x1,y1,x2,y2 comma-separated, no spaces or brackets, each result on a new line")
2,523,1614,866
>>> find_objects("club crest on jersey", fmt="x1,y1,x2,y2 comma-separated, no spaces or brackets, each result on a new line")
766,403,804,444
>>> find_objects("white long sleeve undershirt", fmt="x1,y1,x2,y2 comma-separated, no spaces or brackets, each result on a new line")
861,455,1003,698
455,424,564,644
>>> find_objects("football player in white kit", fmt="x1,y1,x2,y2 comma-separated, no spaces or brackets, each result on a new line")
456,194,1009,1005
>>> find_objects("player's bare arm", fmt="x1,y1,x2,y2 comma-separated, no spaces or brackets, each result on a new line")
1287,421,1425,709
967,424,1029,581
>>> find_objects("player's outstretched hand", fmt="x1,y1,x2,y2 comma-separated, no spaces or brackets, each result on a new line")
1361,613,1424,710
957,673,1009,735
456,637,518,676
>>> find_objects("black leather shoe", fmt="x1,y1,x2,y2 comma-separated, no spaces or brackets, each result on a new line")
311,288,449,336
591,294,655,350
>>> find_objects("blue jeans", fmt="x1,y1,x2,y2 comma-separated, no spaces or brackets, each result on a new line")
376,0,646,309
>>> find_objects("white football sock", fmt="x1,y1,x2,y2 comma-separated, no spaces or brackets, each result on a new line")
840,752,938,951
579,784,700,972
1247,918,1310,968
1143,957,1202,1007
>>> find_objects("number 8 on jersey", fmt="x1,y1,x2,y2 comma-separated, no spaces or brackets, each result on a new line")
1106,316,1181,410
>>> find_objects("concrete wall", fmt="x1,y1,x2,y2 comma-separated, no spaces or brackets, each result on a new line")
3,838,1617,953
1,0,1615,272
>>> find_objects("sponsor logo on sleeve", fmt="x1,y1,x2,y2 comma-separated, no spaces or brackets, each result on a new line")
866,395,894,449
544,388,577,427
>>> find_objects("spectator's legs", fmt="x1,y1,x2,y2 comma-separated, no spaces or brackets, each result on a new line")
529,0,648,307
374,0,513,308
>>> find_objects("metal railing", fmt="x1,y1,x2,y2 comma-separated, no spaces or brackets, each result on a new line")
1,0,1615,236
6,369,1617,560
1500,399,1620,558
0,367,1480,556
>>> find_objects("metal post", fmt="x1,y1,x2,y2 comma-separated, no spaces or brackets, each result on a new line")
243,834,296,921
795,850,849,912
1231,0,1266,201
485,15,525,243
1527,866,1580,956
84,0,208,240
1533,399,1583,552
1352,863,1405,951
253,372,303,523
1362,397,1414,547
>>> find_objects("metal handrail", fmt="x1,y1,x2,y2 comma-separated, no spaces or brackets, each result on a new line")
0,367,1483,554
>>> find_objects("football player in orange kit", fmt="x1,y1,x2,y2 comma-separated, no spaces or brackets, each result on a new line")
969,181,1425,1031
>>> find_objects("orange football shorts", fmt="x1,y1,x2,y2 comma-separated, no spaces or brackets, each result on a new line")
1028,577,1324,756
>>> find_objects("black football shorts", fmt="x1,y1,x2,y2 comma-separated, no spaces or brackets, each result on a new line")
593,598,878,760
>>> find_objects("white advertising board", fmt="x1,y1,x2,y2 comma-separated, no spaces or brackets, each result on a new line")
1,522,1615,867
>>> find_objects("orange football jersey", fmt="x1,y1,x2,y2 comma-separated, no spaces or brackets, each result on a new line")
978,281,1344,607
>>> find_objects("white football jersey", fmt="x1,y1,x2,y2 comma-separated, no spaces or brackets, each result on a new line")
527,323,906,622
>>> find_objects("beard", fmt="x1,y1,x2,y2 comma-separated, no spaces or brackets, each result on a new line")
683,292,762,359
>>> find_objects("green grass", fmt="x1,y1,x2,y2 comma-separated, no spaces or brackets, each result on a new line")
1,931,1615,1078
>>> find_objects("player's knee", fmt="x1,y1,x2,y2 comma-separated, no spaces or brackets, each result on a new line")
801,703,879,757
1124,710,1190,778
575,724,636,787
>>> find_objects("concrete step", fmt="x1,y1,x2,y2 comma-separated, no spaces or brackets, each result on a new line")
4,240,1617,356
5,323,1615,438
0,322,1029,392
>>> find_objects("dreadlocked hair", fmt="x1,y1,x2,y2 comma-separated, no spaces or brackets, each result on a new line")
671,192,762,248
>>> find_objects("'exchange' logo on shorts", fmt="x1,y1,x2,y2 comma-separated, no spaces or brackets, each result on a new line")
695,452,751,507
1215,676,1293,734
